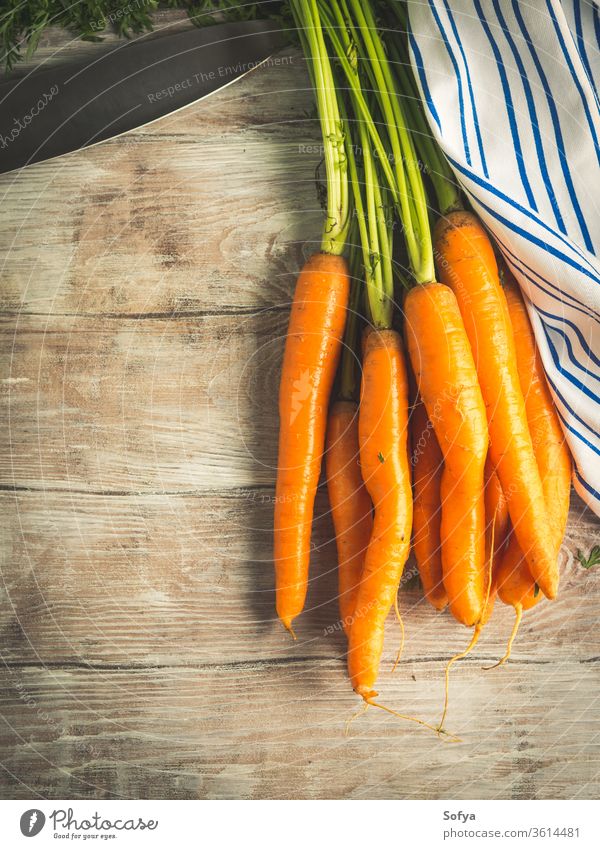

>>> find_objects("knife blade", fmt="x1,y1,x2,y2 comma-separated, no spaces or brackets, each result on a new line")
0,20,285,175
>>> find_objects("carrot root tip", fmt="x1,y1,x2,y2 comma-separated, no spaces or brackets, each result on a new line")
280,617,297,640
356,686,378,702
391,594,405,673
366,698,461,742
439,623,483,736
484,604,522,670
344,700,370,736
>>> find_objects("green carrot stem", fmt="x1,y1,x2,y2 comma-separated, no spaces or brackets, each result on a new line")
374,170,394,312
341,95,392,329
362,119,392,328
291,0,350,255
386,0,409,31
318,1,400,208
339,122,366,401
385,29,461,215
340,0,418,272
344,115,374,325
345,0,434,284
339,268,362,401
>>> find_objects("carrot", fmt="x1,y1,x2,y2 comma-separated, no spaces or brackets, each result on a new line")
347,329,412,699
339,42,418,708
274,253,350,633
406,283,489,736
410,396,447,611
435,212,556,599
405,282,488,627
496,533,542,613
439,462,507,721
497,277,572,615
326,401,373,636
436,464,504,731
325,259,374,639
275,1,353,634
480,458,510,624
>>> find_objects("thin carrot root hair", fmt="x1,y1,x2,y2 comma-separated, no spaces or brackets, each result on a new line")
344,699,369,736
345,695,461,742
345,596,459,742
484,604,523,670
438,622,483,737
438,526,495,735
366,698,461,743
392,593,405,673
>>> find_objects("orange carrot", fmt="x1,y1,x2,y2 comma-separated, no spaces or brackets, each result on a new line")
435,212,556,599
480,458,510,624
325,400,373,635
411,397,447,611
484,460,509,556
347,329,412,699
496,531,542,613
497,276,572,613
274,253,350,633
405,282,488,627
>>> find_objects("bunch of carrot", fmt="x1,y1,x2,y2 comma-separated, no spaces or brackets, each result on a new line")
274,0,572,715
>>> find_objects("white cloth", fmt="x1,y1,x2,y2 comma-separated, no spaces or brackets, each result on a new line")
408,0,600,515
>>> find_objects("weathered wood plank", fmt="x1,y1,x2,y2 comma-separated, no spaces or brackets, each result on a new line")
0,312,286,491
1,660,598,800
0,49,321,317
1,17,599,803
0,490,598,667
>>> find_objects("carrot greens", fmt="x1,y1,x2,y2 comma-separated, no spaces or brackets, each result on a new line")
290,0,350,255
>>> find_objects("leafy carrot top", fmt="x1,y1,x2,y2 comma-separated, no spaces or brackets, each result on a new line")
577,546,600,569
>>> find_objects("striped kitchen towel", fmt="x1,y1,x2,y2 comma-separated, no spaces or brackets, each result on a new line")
407,0,600,516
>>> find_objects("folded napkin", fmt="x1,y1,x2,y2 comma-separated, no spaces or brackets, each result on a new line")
408,0,600,516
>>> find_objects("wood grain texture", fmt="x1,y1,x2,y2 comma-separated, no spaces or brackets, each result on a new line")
1,43,319,318
1,660,598,800
1,18,599,801
1,490,596,668
1,312,286,491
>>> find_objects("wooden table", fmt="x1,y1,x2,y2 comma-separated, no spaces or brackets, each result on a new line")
1,16,599,800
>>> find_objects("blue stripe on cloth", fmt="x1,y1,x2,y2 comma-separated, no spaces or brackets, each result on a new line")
408,32,441,131
442,0,489,176
573,0,599,101
447,155,600,282
499,239,600,323
555,406,600,457
574,467,600,504
477,197,600,285
542,322,600,404
545,369,600,443
408,0,600,516
427,0,471,163
506,260,597,324
473,0,537,208
546,0,600,168
536,308,600,369
492,0,566,232
512,0,596,253
445,151,594,268
543,323,600,385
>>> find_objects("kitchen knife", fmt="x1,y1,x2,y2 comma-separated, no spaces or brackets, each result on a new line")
0,20,286,175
